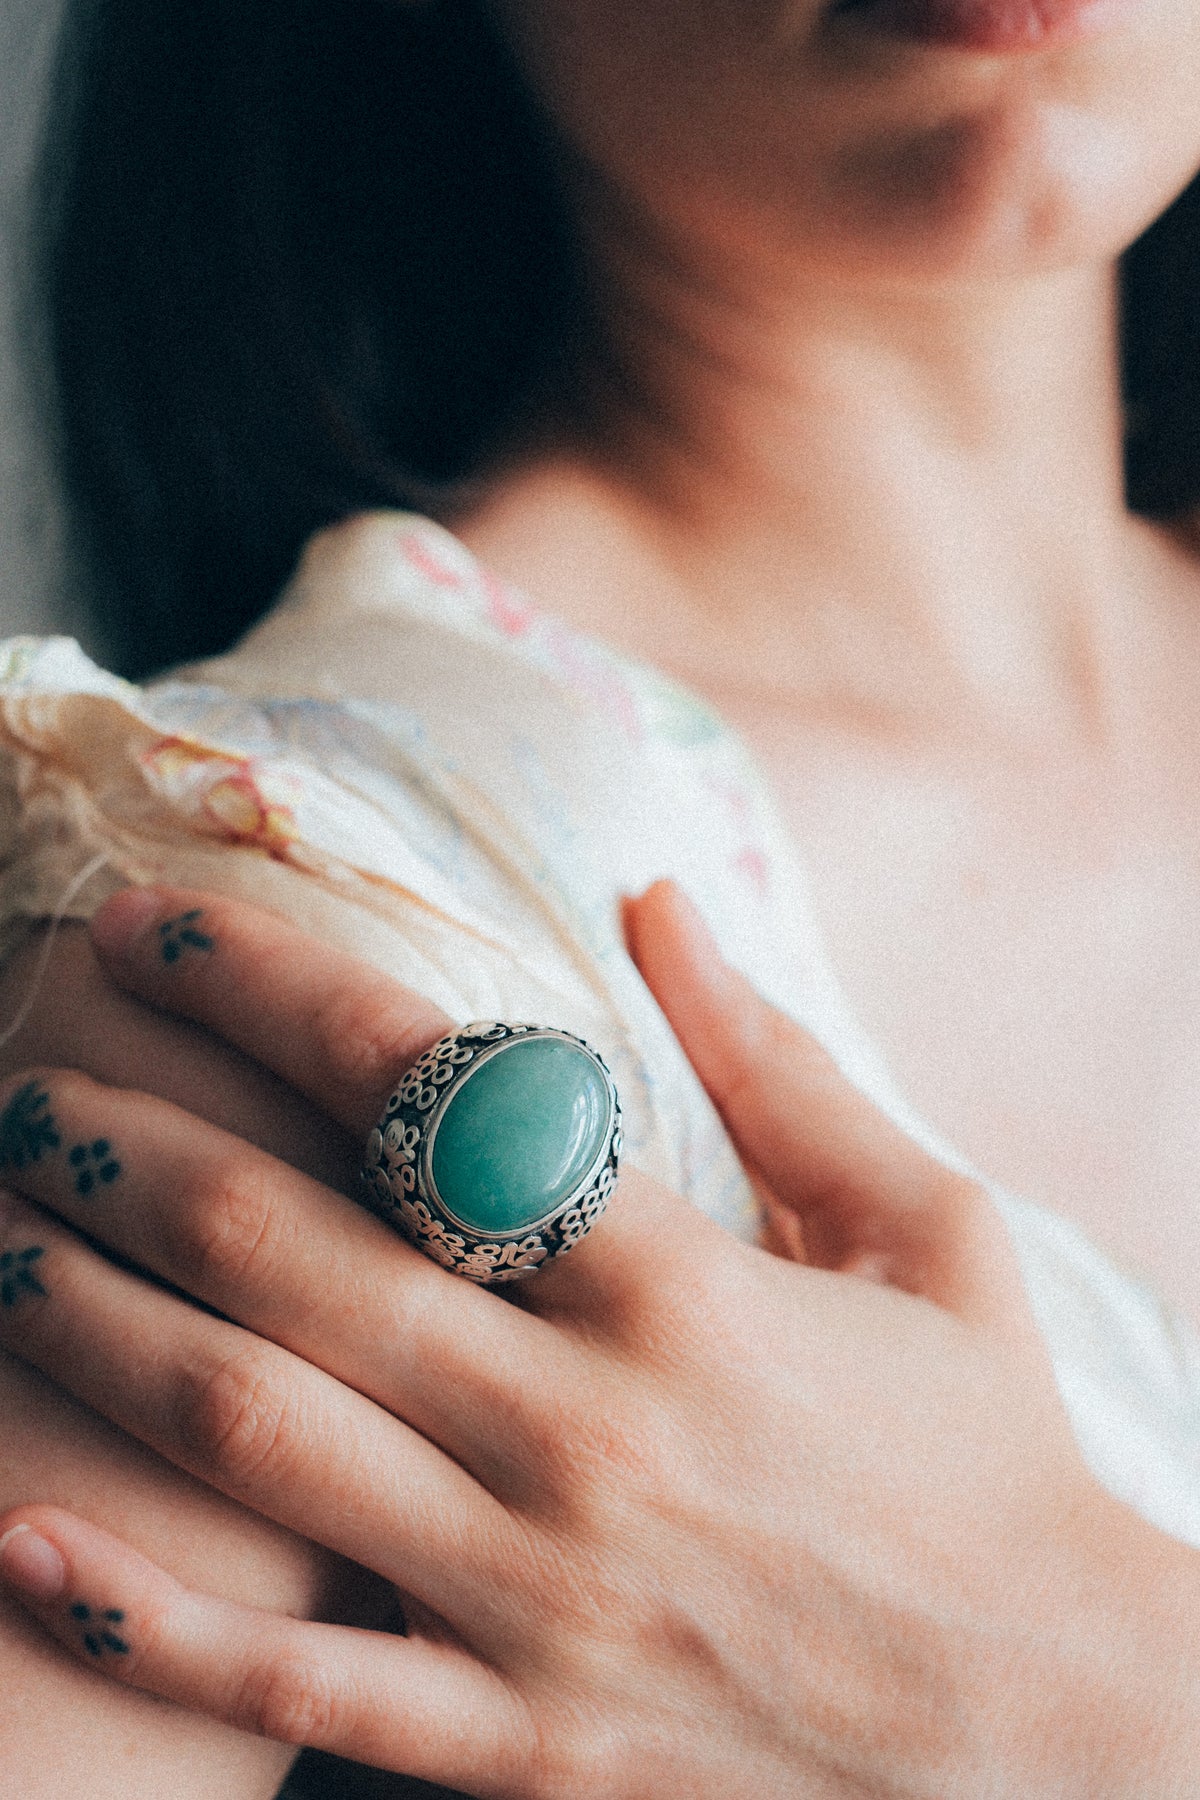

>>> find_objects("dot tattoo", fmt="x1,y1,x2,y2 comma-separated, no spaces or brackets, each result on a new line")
0,1082,61,1173
159,909,215,965
67,1140,122,1196
69,1602,130,1659
0,1246,46,1307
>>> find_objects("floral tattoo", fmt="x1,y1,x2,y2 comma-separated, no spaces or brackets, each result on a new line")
69,1601,130,1659
68,1141,122,1196
159,909,215,965
0,1082,122,1198
0,1082,61,1172
0,1246,46,1307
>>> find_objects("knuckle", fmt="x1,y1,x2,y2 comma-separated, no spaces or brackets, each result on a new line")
231,1648,341,1746
309,983,430,1109
179,1159,284,1292
543,1386,672,1498
525,1386,590,1475
629,1246,739,1363
104,1591,173,1683
648,1245,722,1324
527,1712,627,1800
176,1348,297,1490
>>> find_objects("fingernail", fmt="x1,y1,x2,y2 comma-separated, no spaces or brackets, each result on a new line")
89,888,161,957
0,1525,66,1599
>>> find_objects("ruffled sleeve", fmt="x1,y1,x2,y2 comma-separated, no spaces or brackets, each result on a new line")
0,635,622,1022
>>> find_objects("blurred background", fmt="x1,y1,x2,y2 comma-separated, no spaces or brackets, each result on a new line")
0,0,91,647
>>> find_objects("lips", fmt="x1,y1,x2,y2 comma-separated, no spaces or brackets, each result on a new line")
828,0,1129,53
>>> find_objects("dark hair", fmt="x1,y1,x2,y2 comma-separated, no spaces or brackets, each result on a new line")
37,0,1200,678
39,0,583,676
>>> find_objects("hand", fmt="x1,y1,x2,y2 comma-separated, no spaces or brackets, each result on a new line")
0,883,1192,1798
0,922,369,1800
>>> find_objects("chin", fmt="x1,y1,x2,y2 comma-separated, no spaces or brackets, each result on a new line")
684,67,1200,292
797,5,1200,286
800,105,1178,283
555,0,1200,295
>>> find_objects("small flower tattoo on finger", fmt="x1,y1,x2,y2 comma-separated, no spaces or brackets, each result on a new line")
0,1246,46,1307
0,1083,61,1172
159,910,215,965
69,1601,130,1659
67,1141,122,1197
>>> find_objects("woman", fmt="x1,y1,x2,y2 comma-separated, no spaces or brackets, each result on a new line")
0,0,1197,1791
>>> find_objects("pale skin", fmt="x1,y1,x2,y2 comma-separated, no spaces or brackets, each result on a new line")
0,0,1197,1790
0,882,1199,1800
458,0,1200,1321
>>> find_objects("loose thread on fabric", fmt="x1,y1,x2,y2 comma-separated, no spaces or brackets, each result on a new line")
0,854,110,1053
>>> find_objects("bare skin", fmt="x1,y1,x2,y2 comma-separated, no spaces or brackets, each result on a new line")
452,0,1200,1320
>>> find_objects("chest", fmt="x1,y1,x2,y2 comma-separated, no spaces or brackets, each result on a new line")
740,719,1200,1326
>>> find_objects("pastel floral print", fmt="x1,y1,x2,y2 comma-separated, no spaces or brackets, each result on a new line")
141,738,300,859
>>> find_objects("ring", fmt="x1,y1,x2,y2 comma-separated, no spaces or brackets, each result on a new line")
361,1022,622,1285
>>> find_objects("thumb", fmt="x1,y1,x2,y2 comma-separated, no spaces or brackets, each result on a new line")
624,880,1030,1333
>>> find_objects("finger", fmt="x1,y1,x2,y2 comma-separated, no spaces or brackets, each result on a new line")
0,1186,516,1619
90,886,668,1319
625,881,1029,1330
89,887,459,1137
521,1155,732,1332
0,1507,525,1790
0,1066,569,1485
0,922,358,1192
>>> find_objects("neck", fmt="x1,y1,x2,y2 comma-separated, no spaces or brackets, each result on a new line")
461,218,1151,747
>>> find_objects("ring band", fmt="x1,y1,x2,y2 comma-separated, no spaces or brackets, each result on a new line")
362,1022,622,1285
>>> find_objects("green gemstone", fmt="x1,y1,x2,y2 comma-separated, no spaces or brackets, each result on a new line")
430,1036,613,1235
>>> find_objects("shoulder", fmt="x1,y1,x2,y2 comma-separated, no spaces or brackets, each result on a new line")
175,510,790,921
196,511,706,764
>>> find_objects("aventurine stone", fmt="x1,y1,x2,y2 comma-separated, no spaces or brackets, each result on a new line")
430,1036,612,1235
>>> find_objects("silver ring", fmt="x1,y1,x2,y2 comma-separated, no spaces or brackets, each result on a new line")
361,1022,622,1285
